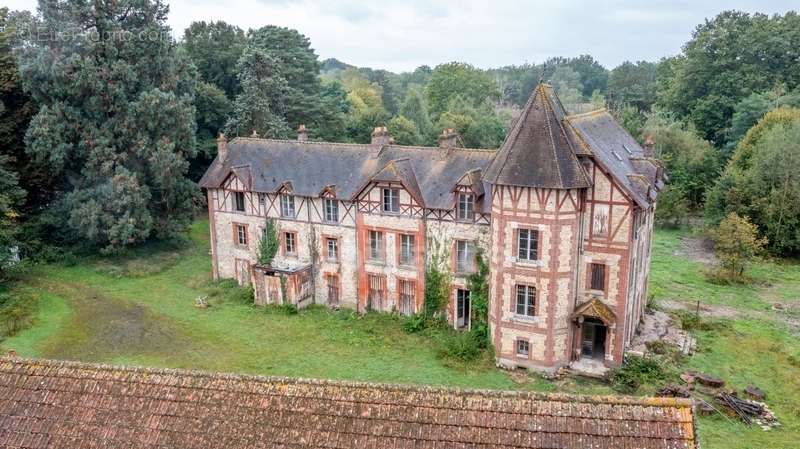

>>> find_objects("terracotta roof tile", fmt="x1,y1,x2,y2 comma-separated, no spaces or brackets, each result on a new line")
0,357,696,449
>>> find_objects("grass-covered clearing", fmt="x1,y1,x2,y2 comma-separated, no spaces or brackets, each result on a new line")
1,222,798,449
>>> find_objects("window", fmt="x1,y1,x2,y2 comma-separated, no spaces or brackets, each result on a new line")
283,232,296,256
590,263,606,291
399,234,416,266
455,240,475,273
382,188,399,213
367,274,386,310
324,198,339,222
456,289,471,329
398,279,416,315
258,193,266,207
517,228,539,261
234,191,246,212
516,340,529,358
235,224,248,247
457,193,475,221
326,274,339,304
368,230,384,262
326,238,338,262
280,195,295,218
515,285,536,317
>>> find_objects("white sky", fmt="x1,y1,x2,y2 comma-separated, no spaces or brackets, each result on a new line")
6,0,797,72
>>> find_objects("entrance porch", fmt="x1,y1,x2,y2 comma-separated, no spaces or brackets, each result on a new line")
569,298,617,377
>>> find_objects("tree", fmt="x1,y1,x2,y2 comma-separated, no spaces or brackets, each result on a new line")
712,213,766,280
565,55,609,98
399,85,433,140
182,21,247,98
0,153,24,277
724,87,800,158
657,11,800,144
258,218,279,266
386,115,421,146
426,62,499,120
191,81,231,179
225,47,291,139
19,0,198,253
654,185,689,228
548,66,583,108
607,61,657,112
616,105,646,140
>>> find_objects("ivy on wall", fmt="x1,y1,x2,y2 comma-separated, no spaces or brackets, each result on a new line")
467,249,490,349
258,218,279,266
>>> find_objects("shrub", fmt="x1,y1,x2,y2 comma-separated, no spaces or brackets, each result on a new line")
609,355,669,393
438,331,483,363
402,313,428,333
0,291,37,338
710,213,767,281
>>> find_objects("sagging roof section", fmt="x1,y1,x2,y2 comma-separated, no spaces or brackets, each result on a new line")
0,357,697,449
484,84,590,189
566,109,665,209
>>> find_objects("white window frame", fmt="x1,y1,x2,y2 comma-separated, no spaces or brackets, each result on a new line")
280,195,296,218
399,234,415,266
457,192,475,221
516,339,530,357
517,228,539,262
324,198,339,222
455,240,475,273
515,284,536,317
284,232,296,256
326,238,338,262
236,224,247,246
368,230,384,262
382,188,400,213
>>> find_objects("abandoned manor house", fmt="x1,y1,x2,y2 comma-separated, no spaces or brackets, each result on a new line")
199,84,665,373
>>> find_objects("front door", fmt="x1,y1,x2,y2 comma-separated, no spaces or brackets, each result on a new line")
265,275,282,304
581,320,607,360
456,289,470,329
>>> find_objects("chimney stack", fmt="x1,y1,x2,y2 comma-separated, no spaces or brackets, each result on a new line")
297,124,308,142
643,135,655,158
217,133,227,161
438,128,460,149
371,126,393,145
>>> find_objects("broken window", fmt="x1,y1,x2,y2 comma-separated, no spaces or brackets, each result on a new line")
457,192,475,221
399,234,415,266
515,284,536,316
382,188,399,213
517,228,539,261
281,195,295,218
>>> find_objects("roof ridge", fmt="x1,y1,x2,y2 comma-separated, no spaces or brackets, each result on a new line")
540,85,565,187
229,137,496,153
0,356,693,410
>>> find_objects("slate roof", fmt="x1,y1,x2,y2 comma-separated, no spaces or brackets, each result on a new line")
0,357,696,449
566,110,662,209
484,84,591,189
199,139,495,210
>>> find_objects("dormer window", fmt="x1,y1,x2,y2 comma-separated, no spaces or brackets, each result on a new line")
457,193,475,221
280,195,295,218
382,188,399,213
234,192,246,212
324,198,339,222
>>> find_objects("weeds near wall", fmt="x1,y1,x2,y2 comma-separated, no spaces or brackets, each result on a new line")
258,218,279,266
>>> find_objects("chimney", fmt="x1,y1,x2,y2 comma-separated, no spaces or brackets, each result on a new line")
371,126,393,145
643,135,655,158
438,128,459,149
217,133,227,161
297,124,308,142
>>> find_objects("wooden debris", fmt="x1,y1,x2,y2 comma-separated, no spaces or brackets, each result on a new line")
656,384,692,398
744,385,766,401
694,372,725,388
715,392,779,429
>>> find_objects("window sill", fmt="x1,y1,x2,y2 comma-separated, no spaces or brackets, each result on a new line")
511,314,541,324
398,263,417,270
454,270,476,277
512,258,543,267
325,258,340,264
366,259,386,266
516,353,529,359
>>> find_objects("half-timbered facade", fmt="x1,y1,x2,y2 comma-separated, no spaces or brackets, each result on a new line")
199,84,665,373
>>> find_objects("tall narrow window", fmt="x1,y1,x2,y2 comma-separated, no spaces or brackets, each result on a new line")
283,232,296,256
456,289,471,329
399,234,416,266
258,193,266,207
382,188,399,213
455,240,475,273
280,195,295,218
368,230,384,262
326,238,338,262
590,263,606,291
235,224,248,247
515,284,536,316
457,192,475,221
234,191,246,212
398,279,416,316
368,274,386,310
517,228,539,261
326,274,339,304
324,198,339,222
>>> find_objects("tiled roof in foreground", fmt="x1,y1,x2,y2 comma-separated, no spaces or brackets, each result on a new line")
0,357,697,449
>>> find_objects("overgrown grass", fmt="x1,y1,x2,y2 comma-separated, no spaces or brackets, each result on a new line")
1,222,798,448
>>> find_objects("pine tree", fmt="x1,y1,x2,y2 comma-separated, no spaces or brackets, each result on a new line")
19,0,198,253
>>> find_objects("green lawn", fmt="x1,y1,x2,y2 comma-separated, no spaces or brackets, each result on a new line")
1,221,798,449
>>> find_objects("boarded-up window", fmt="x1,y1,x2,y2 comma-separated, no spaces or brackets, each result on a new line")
590,263,606,291
297,271,311,300
368,230,384,262
517,228,539,261
399,234,415,266
234,192,246,212
368,274,386,311
515,284,536,316
593,204,609,237
326,274,339,304
398,279,416,315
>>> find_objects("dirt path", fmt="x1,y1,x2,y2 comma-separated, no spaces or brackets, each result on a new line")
659,299,800,333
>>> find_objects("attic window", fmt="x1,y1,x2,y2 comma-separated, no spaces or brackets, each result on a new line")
457,193,475,221
382,188,399,213
234,192,246,212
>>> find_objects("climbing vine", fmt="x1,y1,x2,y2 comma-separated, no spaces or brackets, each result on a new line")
258,218,279,266
466,249,490,348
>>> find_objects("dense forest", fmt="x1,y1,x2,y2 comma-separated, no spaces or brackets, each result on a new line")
0,1,799,271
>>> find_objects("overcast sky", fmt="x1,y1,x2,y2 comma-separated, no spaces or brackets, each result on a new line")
6,0,797,72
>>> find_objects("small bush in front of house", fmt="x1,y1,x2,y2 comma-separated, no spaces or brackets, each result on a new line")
438,330,483,363
609,355,669,394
